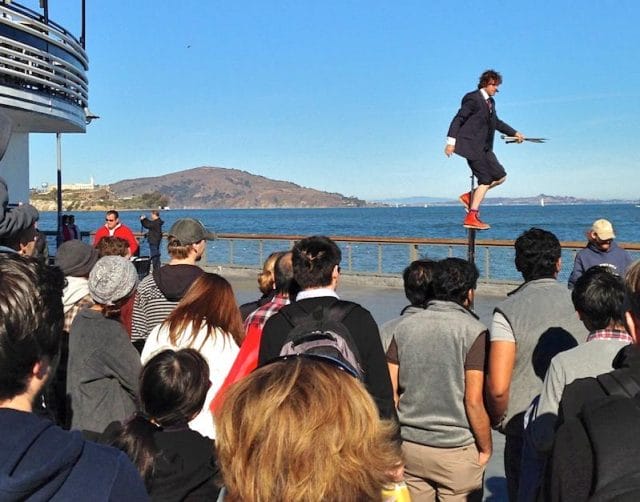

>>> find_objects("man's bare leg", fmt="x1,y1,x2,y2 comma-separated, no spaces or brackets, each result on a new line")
470,176,506,210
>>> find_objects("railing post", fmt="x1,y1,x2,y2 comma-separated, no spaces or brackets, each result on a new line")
229,240,234,265
377,244,383,274
348,244,353,272
258,240,264,267
410,244,418,262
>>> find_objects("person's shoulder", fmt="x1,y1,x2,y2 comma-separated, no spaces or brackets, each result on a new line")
462,89,480,99
80,441,148,499
154,428,214,451
560,375,603,416
380,314,404,333
137,272,158,291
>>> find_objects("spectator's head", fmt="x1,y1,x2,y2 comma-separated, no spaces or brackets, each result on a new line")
164,272,244,346
0,177,40,256
112,349,210,487
432,258,479,307
292,236,341,290
274,251,296,296
624,261,640,343
167,218,215,261
403,259,437,308
62,214,69,225
69,214,75,224
88,256,138,318
478,69,502,89
257,251,284,295
215,357,401,501
150,210,160,220
572,266,626,332
55,240,99,278
104,210,119,231
96,236,131,258
587,219,616,252
514,228,561,281
0,254,65,405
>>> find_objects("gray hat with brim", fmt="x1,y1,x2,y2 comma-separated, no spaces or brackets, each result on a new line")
56,240,99,277
168,218,216,245
88,256,138,305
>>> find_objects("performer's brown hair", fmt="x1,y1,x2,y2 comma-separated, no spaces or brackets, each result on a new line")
478,69,502,89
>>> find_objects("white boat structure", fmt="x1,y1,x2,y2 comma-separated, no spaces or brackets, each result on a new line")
540,197,545,207
0,1,91,203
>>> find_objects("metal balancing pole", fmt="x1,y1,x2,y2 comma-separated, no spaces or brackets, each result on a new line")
467,174,476,310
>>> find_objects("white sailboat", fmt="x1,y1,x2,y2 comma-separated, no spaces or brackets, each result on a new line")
540,197,545,207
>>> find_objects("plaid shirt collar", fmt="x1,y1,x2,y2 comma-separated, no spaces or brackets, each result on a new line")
244,294,289,330
587,328,633,343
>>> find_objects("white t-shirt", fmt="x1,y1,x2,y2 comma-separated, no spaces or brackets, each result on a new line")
141,321,240,439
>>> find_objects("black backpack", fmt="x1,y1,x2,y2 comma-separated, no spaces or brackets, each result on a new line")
578,373,640,501
277,300,363,378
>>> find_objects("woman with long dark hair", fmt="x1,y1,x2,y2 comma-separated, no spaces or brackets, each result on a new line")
141,273,243,439
110,349,219,500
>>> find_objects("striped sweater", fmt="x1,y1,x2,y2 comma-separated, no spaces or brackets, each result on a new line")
131,264,203,342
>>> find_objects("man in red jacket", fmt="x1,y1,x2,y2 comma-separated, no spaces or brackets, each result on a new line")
93,210,138,256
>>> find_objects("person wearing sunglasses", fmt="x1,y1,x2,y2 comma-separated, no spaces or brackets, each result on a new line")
568,219,632,290
94,210,139,256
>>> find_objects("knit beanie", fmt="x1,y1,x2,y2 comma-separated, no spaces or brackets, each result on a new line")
88,256,138,305
55,240,99,277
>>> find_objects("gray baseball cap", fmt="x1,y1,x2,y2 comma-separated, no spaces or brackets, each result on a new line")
168,218,216,245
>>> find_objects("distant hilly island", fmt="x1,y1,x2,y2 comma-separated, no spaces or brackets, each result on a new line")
30,166,635,211
31,166,368,211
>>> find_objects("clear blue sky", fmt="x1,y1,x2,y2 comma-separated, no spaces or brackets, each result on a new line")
27,1,640,201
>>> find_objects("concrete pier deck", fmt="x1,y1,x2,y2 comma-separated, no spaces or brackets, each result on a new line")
225,270,510,501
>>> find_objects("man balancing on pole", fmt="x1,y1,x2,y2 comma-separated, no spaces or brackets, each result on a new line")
445,69,525,230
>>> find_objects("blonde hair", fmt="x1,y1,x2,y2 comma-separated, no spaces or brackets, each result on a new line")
215,358,401,502
257,252,284,295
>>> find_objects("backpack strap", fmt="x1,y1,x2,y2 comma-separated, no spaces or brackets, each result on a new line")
596,371,640,398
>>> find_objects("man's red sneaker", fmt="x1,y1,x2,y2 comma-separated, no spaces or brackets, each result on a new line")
458,192,472,212
463,212,490,230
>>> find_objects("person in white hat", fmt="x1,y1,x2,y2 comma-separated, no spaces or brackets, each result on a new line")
568,219,633,289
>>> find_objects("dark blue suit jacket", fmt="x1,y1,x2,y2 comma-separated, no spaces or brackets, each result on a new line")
447,90,517,160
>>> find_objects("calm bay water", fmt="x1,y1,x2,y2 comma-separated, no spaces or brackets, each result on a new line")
39,204,640,282
39,204,640,242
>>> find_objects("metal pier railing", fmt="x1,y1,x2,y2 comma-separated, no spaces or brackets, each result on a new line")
43,231,640,285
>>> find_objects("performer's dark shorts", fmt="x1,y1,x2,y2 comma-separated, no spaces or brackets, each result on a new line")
467,151,506,186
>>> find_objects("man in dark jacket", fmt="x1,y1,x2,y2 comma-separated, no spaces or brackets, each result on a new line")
259,235,396,420
140,210,164,271
445,69,525,230
0,253,148,500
